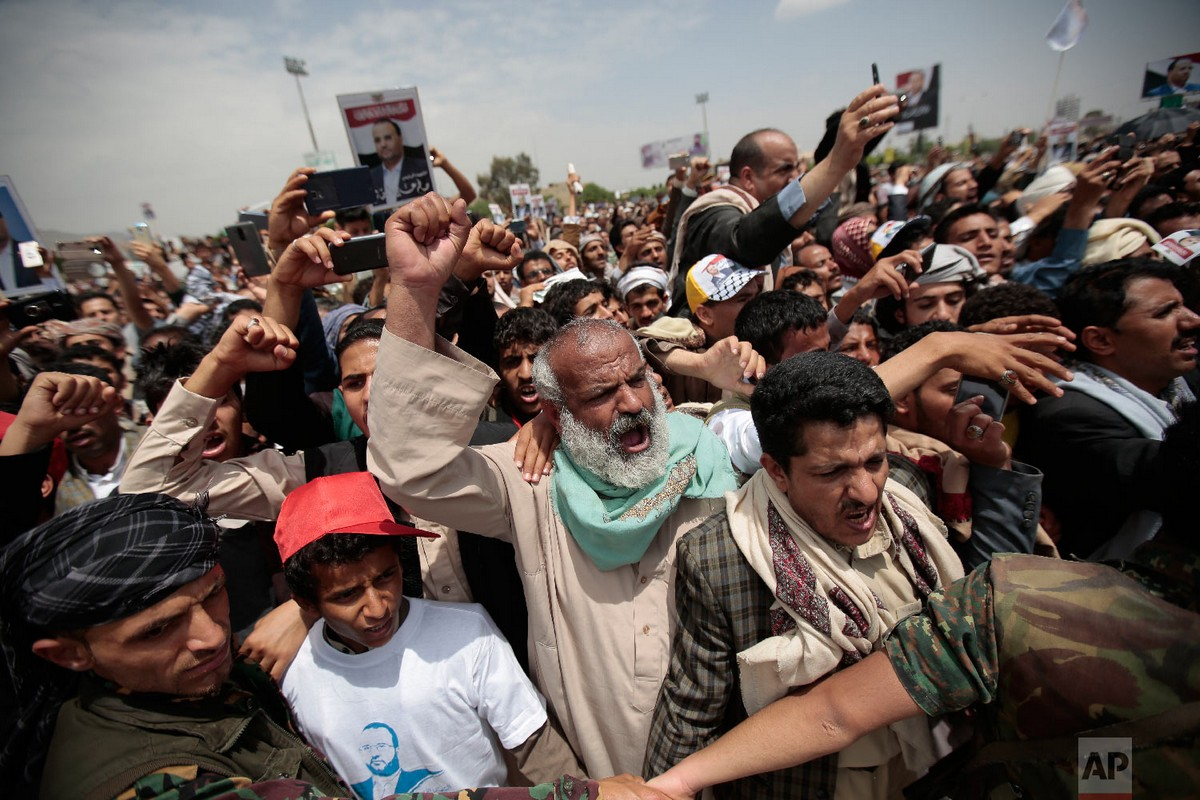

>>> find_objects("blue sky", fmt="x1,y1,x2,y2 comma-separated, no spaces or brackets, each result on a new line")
1,0,1196,237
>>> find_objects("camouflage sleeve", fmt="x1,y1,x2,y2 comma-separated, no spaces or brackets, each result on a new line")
883,562,1001,717
119,767,600,800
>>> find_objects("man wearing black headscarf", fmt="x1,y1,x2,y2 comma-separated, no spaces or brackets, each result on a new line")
0,493,673,800
0,492,345,799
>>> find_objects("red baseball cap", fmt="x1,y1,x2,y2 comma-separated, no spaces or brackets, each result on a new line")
275,472,438,563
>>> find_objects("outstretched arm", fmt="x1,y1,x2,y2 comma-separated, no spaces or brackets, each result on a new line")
648,652,920,798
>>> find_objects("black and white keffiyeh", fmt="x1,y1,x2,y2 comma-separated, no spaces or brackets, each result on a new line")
0,493,220,794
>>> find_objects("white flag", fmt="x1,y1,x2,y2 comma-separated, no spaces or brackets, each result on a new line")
1046,0,1087,52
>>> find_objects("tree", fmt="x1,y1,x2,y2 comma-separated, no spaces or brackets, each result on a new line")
476,153,539,209
580,182,615,204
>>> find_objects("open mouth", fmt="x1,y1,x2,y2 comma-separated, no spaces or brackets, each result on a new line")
518,384,539,404
843,505,877,534
617,424,651,454
1174,336,1197,357
362,618,394,643
201,432,227,459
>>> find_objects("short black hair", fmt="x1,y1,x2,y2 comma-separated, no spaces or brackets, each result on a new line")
207,299,263,347
336,318,383,360
609,219,638,253
846,308,880,335
729,128,785,178
751,352,894,466
934,204,994,244
136,341,209,414
47,361,114,387
735,290,827,366
284,532,400,604
958,282,1059,328
335,206,372,227
1129,184,1174,220
780,269,822,292
1058,258,1183,360
882,320,961,362
518,250,556,283
58,343,122,374
542,279,604,327
141,324,200,349
494,307,557,353
1144,201,1200,234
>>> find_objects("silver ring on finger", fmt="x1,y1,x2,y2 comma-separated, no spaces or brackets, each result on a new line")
1000,369,1018,387
858,116,872,130
966,424,984,440
246,318,261,330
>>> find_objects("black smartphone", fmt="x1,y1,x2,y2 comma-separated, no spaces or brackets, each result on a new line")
225,223,271,278
4,290,77,327
303,167,377,215
1118,133,1135,163
509,219,528,237
955,375,1010,420
871,63,880,86
330,233,387,275
1008,131,1023,148
239,210,270,232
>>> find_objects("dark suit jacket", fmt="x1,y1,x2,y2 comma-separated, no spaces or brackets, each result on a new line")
1016,388,1169,558
644,510,837,799
670,197,802,315
370,145,433,205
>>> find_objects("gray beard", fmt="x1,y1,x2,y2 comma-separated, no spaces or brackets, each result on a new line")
558,389,670,489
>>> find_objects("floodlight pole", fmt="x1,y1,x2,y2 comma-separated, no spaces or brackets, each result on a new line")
696,92,711,158
285,56,319,153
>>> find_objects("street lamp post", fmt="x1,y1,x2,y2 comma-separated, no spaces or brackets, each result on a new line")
284,56,319,153
696,92,711,158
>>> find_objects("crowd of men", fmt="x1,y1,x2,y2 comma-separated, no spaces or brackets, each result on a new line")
1,83,1199,799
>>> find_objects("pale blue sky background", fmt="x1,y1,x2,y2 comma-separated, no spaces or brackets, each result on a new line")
1,0,1196,237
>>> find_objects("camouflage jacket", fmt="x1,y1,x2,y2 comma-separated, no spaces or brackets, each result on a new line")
118,770,600,800
886,549,1200,798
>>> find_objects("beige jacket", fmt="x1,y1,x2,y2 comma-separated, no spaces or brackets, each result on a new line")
118,380,471,603
366,330,722,777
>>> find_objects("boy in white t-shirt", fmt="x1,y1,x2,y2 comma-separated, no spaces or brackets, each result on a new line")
273,472,576,798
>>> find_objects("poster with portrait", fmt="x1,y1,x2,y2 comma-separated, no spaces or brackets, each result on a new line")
337,87,435,209
529,194,547,219
0,175,62,296
508,183,531,217
639,133,709,169
1141,53,1200,99
1045,119,1079,165
1153,229,1200,266
894,64,941,133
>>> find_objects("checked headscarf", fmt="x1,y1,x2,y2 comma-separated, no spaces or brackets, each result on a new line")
0,492,220,795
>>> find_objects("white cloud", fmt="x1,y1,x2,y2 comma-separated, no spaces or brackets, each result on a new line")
774,0,851,20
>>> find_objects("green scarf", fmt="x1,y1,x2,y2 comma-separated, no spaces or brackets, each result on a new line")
552,413,737,571
332,388,364,441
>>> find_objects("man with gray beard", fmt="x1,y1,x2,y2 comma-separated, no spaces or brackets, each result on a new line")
366,193,739,779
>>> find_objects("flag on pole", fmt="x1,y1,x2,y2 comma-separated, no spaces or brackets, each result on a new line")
1046,0,1087,52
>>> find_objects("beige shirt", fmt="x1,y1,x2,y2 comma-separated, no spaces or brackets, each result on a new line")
118,380,472,603
366,330,722,777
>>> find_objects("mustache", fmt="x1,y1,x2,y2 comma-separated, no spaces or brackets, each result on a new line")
609,407,652,437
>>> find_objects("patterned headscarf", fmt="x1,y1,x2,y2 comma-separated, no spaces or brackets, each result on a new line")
831,216,878,278
0,493,221,794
